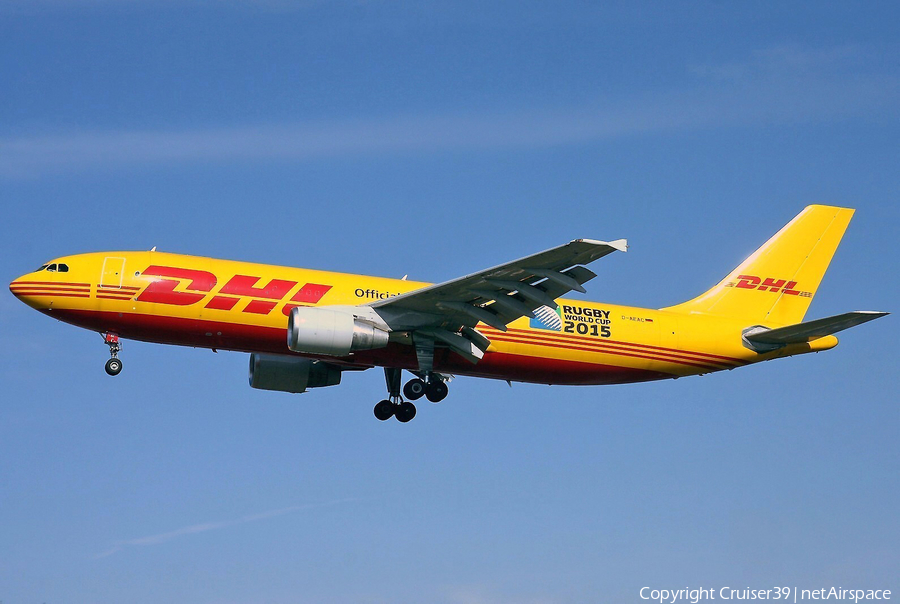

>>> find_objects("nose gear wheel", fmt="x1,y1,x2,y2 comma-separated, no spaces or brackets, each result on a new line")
102,332,123,376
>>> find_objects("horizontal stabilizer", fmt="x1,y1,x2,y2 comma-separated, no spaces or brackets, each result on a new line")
743,311,888,352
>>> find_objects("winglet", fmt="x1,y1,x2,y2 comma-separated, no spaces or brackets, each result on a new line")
606,238,628,253
574,238,628,252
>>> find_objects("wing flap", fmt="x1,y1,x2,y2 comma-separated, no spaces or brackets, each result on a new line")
425,328,485,364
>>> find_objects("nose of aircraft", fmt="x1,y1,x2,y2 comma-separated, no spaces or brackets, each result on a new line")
10,275,29,301
10,269,91,309
9,274,49,308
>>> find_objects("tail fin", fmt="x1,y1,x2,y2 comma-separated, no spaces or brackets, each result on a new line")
663,205,855,325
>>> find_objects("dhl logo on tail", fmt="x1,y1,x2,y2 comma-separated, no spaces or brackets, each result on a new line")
725,275,812,297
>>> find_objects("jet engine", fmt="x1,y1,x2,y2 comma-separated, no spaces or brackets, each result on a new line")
287,306,389,356
249,353,342,394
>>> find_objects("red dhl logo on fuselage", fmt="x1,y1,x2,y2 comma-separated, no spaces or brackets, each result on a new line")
134,266,332,316
725,274,812,297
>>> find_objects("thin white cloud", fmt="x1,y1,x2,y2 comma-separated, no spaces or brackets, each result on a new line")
2,49,896,179
93,497,359,559
0,0,327,12
688,43,873,82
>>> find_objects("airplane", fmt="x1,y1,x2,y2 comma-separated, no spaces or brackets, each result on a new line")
9,205,887,423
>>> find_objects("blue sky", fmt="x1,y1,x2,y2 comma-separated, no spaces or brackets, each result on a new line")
1,2,897,603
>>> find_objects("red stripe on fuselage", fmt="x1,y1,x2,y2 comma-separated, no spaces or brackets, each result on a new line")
487,333,717,371
13,291,91,298
11,286,91,293
480,326,745,366
46,309,676,385
487,332,736,369
13,281,90,287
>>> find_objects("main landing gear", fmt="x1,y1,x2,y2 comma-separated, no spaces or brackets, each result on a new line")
103,333,123,376
373,368,449,423
403,377,448,403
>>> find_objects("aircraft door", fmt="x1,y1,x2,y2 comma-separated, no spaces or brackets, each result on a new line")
100,257,126,289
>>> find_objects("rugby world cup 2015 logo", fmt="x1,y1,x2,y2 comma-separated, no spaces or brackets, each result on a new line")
530,305,562,331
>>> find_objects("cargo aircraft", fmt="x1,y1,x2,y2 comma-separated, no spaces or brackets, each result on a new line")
9,205,887,422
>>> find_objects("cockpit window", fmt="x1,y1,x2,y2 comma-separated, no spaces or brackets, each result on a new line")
35,262,69,272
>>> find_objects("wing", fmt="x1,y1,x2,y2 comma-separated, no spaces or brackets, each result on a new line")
369,238,627,369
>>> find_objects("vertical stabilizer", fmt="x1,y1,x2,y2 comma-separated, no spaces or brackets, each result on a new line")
662,205,854,325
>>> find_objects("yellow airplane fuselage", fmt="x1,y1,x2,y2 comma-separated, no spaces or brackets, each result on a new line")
9,250,836,385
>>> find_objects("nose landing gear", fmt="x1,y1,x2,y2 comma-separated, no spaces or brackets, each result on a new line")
105,357,122,376
103,333,123,376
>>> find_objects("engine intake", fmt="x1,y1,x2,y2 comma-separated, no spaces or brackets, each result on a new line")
287,306,389,356
249,353,341,394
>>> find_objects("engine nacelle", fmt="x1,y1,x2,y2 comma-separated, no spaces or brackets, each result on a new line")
287,306,389,356
249,353,342,394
